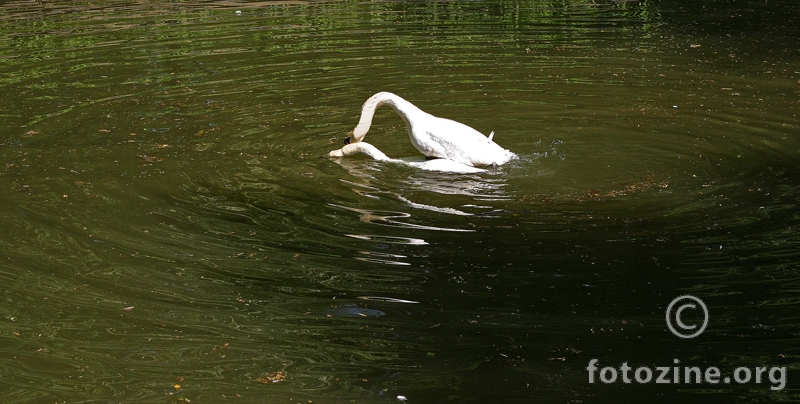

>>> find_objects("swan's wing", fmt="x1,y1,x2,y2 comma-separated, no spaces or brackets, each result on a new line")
423,121,489,166
425,120,517,166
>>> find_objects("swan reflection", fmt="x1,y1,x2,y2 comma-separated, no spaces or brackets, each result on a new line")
344,233,428,245
354,251,411,266
330,156,509,199
331,203,474,232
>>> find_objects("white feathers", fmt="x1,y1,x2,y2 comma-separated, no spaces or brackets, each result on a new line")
333,92,516,169
329,142,486,174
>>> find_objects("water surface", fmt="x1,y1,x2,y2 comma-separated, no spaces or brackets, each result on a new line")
1,1,798,403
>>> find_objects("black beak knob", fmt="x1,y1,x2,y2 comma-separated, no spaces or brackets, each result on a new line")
344,137,351,145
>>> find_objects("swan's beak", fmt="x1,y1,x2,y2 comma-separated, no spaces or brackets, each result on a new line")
344,130,353,145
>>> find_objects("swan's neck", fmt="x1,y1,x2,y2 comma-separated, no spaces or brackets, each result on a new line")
350,92,425,142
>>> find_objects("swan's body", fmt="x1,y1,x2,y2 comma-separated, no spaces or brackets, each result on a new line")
338,92,517,167
329,142,486,174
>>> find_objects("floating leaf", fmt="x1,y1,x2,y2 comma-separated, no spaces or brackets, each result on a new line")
257,371,286,384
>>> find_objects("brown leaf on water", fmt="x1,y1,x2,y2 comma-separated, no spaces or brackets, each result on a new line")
256,371,286,384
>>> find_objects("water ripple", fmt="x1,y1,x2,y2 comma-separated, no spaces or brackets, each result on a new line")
1,1,799,403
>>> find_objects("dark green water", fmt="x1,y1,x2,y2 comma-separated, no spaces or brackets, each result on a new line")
1,1,798,403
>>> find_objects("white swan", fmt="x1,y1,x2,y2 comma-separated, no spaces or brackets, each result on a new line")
332,92,517,167
329,141,486,174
